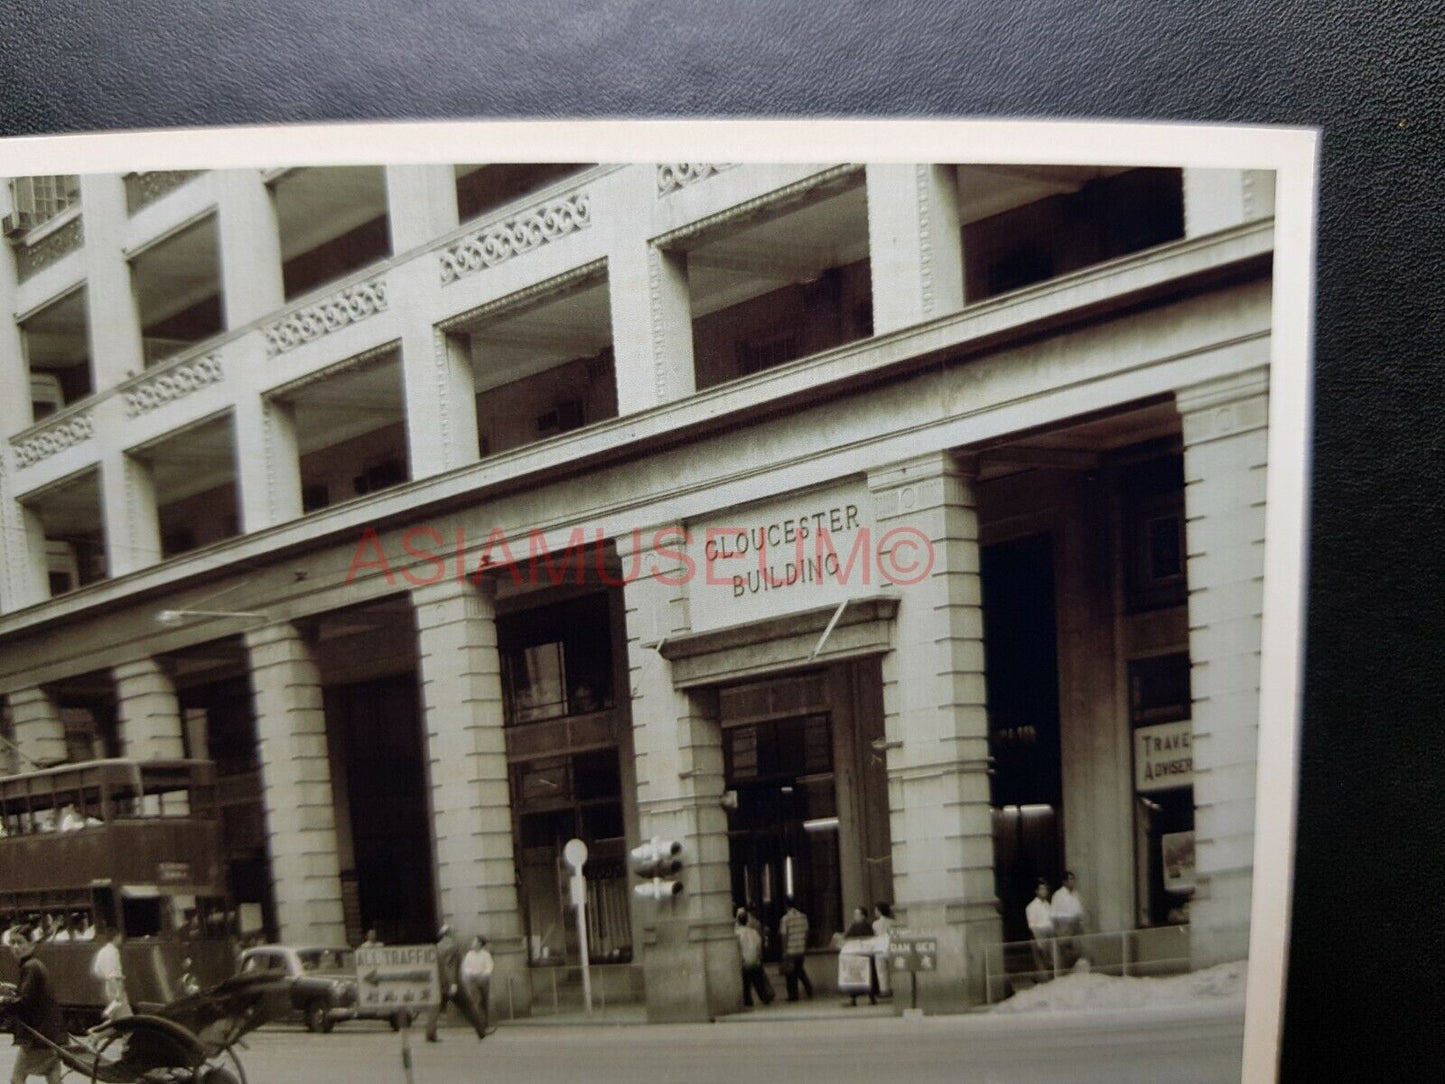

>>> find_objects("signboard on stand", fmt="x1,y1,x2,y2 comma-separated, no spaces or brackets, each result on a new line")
355,944,440,1014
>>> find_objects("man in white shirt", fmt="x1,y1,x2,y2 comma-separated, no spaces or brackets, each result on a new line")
458,935,495,1039
1025,880,1055,977
1050,870,1085,968
91,931,131,1020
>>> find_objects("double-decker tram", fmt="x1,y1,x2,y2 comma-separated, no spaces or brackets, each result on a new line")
0,759,238,1026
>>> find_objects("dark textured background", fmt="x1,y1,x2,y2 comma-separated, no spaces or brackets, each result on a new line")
1,2,1441,1076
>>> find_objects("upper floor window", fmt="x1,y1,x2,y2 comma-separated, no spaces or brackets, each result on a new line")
4,175,80,235
497,593,616,726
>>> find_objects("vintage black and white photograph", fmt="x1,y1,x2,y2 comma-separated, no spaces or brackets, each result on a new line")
0,122,1315,1083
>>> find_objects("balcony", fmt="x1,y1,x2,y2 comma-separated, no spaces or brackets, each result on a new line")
130,413,241,559
955,166,1184,299
673,169,873,390
274,167,391,301
452,266,617,458
19,286,92,424
21,468,107,598
277,347,410,514
130,213,224,367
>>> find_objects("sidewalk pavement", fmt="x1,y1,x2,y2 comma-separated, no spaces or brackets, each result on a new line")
491,996,923,1028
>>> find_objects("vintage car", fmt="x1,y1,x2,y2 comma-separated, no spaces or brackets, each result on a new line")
236,945,358,1033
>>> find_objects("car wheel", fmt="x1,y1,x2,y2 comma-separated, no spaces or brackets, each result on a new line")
304,1000,333,1034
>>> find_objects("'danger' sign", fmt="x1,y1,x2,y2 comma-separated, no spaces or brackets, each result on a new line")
1134,720,1194,793
687,482,875,633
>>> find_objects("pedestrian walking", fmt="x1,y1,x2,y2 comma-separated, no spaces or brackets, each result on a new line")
871,902,896,999
426,924,482,1041
736,909,774,1008
459,935,495,1038
1026,880,1056,978
5,932,66,1083
90,929,131,1021
777,898,813,1002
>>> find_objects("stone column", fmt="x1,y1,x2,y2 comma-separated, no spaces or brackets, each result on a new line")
385,163,478,479
865,164,965,335
384,165,459,253
78,175,161,578
114,657,185,760
1177,368,1269,967
868,451,998,1009
78,174,144,390
0,194,31,438
215,170,285,327
7,686,67,767
0,464,48,612
607,174,696,414
411,577,531,1015
618,528,740,1022
397,274,480,480
1182,170,1277,239
244,622,347,945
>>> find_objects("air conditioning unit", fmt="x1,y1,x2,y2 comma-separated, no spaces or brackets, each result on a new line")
536,399,584,436
46,540,80,596
2,210,36,238
30,373,64,421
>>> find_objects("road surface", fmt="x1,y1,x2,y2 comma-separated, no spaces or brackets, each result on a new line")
0,1002,1246,1083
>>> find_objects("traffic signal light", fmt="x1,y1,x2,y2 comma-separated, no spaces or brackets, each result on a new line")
630,837,683,899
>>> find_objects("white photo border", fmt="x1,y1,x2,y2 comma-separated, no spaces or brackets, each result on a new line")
0,118,1318,1083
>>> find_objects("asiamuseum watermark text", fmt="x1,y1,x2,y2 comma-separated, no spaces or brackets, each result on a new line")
346,522,935,591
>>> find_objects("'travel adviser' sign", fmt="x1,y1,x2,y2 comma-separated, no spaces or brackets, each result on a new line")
1134,720,1194,793
356,944,440,1013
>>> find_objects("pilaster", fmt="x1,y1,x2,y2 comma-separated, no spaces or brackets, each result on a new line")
1177,367,1269,967
399,273,479,479
114,657,185,760
606,177,695,414
411,577,531,1016
100,449,162,577
1182,170,1277,239
215,170,284,328
865,164,965,334
233,389,303,532
867,450,998,1009
7,685,67,767
384,166,460,253
77,174,144,390
619,528,740,1022
0,197,31,437
244,621,347,944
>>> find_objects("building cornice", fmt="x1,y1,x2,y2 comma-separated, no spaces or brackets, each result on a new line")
0,219,1273,643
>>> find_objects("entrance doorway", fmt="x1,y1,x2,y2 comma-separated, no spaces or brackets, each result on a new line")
724,711,841,955
325,674,436,944
982,533,1064,943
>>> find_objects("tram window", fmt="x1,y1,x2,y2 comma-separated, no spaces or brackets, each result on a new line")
122,897,163,938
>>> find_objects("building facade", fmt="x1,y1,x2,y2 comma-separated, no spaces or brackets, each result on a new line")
0,159,1275,1018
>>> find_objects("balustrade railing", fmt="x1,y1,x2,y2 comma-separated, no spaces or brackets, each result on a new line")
982,924,1192,1004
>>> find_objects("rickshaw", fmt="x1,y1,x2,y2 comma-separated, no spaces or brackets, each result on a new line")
1,971,290,1084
